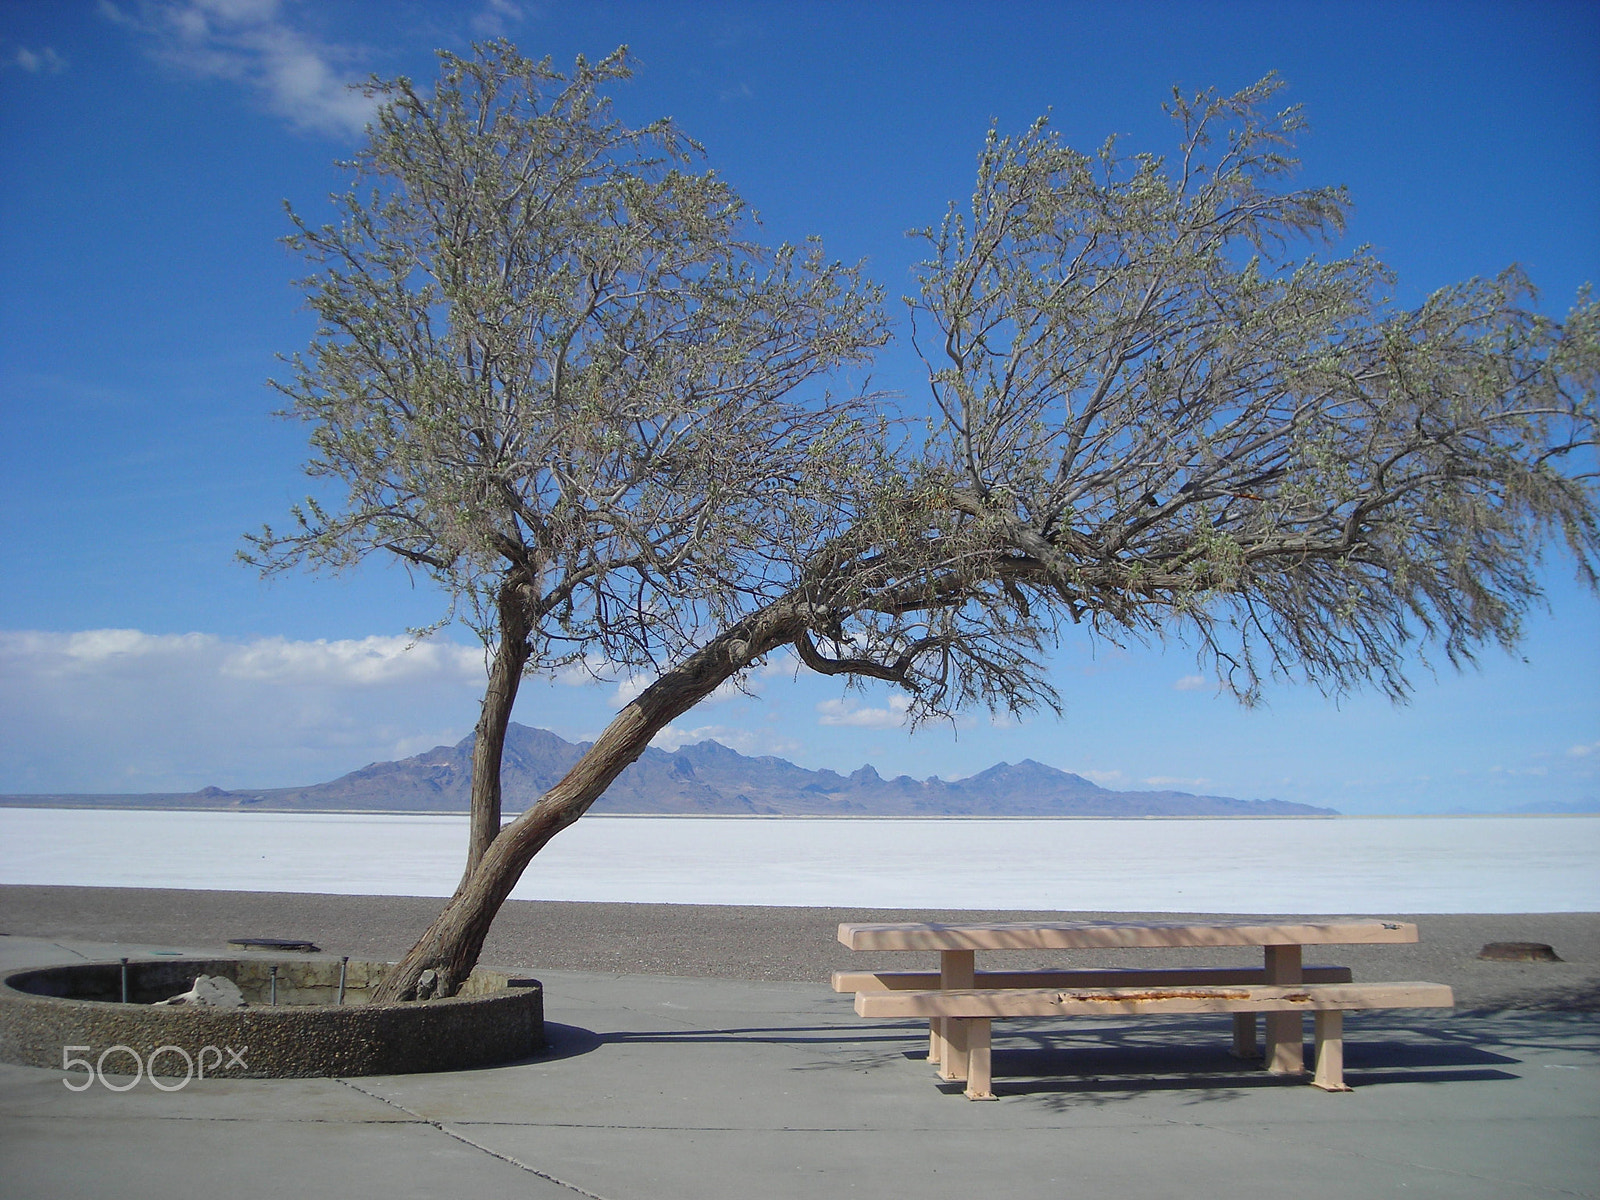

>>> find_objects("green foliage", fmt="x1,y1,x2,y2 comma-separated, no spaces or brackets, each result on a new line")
899,76,1598,704
267,60,1596,999
244,42,888,668
250,56,1597,719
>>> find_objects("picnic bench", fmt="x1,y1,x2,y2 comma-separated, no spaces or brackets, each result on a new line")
834,919,1454,1099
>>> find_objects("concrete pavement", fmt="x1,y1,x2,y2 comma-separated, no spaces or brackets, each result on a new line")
2,934,1596,1199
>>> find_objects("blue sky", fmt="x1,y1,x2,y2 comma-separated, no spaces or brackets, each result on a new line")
1,0,1596,813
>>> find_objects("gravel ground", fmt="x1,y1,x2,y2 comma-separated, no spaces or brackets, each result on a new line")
2,885,1596,1011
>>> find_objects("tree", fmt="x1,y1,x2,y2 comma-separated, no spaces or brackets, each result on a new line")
245,41,888,885
902,77,1597,705
252,53,1597,1002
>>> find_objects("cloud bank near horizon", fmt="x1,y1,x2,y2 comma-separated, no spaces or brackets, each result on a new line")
2,625,1594,813
0,628,490,794
0,630,834,795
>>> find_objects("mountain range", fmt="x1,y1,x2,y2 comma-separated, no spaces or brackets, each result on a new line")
1,723,1337,817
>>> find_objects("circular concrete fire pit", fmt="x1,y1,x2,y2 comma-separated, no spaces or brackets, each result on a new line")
0,957,543,1078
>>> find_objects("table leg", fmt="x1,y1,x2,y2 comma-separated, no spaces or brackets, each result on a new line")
1263,943,1305,1074
936,949,974,1082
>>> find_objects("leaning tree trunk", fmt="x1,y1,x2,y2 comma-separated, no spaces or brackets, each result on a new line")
372,603,800,1002
463,580,534,878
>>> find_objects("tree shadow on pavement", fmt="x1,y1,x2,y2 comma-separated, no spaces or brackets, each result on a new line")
529,1020,916,1066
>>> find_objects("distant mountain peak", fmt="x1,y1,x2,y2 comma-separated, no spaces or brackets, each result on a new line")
7,721,1338,818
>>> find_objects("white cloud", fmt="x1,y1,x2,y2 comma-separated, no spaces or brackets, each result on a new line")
611,675,649,704
102,0,378,136
38,628,215,671
1568,741,1600,758
1142,775,1211,789
7,45,68,73
816,694,911,729
218,634,485,685
0,629,487,793
5,628,484,688
470,0,525,37
1172,674,1209,691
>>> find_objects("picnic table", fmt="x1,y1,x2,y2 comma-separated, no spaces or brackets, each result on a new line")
834,918,1453,1099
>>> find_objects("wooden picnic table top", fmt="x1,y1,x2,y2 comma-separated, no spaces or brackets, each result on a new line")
837,918,1418,952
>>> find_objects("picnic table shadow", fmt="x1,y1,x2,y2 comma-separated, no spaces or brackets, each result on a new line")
946,1037,1518,1102
901,1013,1525,1102
532,1012,1555,1106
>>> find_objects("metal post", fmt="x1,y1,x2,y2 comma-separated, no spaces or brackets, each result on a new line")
337,957,348,1006
269,964,278,1006
120,958,129,1003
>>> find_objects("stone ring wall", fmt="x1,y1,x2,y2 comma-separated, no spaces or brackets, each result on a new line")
0,957,544,1077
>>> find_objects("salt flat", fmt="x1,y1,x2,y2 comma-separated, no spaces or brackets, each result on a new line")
2,809,1597,912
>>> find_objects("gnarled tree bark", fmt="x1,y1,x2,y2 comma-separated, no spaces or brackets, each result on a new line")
372,599,802,1002
463,577,534,877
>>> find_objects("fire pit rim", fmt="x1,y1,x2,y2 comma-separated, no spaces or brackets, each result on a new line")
0,955,545,1077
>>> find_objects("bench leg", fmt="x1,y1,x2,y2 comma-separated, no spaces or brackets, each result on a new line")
1311,1010,1352,1092
1265,1013,1306,1073
936,949,975,1081
1264,944,1306,1074
963,1018,996,1100
1231,1012,1258,1059
929,1020,942,1067
940,1014,970,1082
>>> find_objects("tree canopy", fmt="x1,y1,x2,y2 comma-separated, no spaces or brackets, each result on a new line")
244,43,888,874
249,49,1598,1000
898,76,1598,706
249,44,887,664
